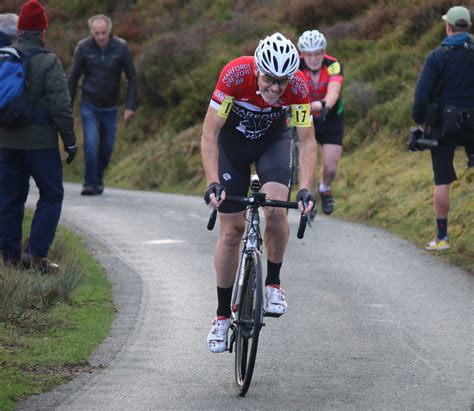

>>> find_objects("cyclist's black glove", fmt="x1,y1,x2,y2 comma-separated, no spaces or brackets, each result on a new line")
296,188,315,211
204,182,225,205
315,101,328,123
65,143,77,164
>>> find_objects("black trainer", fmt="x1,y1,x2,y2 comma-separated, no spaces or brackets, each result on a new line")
319,190,334,215
81,185,97,195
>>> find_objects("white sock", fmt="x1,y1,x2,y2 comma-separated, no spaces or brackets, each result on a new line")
319,182,330,193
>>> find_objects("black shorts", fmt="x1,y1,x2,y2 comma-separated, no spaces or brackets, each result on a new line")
314,113,344,146
430,129,474,185
218,129,291,213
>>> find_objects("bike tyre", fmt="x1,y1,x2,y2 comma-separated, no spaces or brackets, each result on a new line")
234,250,263,397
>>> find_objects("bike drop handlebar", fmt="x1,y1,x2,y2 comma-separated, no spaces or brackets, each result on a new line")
207,192,309,238
206,187,222,231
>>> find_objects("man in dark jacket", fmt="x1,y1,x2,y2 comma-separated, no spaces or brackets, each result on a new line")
68,14,138,195
0,13,18,47
0,0,76,272
412,6,474,251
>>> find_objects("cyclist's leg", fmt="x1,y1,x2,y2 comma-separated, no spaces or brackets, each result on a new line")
316,115,343,186
260,182,289,263
256,133,291,264
320,143,342,187
256,133,291,315
315,116,343,214
208,212,244,351
215,212,245,288
215,132,252,289
208,132,251,352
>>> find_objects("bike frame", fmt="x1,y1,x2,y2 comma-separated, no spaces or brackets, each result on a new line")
231,193,265,320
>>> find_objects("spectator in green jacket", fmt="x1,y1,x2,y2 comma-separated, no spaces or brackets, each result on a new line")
0,0,76,273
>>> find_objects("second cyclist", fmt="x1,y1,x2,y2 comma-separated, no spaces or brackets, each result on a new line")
298,29,345,215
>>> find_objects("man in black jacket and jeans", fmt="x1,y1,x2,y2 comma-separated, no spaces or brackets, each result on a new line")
412,6,474,251
68,14,138,195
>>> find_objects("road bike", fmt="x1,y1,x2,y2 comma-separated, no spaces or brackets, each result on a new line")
207,177,310,396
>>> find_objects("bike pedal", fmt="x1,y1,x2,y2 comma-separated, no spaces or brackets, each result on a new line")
263,311,282,318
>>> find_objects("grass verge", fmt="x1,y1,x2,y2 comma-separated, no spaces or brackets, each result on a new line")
334,132,473,274
0,213,114,410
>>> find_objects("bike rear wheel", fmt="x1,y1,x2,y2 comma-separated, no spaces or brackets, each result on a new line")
234,251,263,397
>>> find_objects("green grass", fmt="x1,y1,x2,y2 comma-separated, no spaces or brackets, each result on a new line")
334,131,474,272
0,215,114,410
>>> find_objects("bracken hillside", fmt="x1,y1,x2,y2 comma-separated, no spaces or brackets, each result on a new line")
2,0,473,270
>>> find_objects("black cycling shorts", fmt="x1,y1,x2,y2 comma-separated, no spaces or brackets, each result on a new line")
218,129,291,213
430,129,474,185
314,113,344,146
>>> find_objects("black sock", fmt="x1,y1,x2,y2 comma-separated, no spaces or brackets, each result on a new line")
216,286,233,318
436,218,448,240
265,260,282,286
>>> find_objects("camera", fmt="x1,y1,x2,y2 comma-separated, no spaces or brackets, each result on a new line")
406,127,438,151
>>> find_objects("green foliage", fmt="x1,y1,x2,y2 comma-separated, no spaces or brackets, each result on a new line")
108,125,203,192
46,0,115,15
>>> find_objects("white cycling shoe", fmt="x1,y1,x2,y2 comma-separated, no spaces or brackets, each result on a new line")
207,316,231,353
265,284,288,316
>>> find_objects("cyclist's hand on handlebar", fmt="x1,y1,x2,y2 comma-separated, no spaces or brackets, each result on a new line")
204,182,226,208
296,188,315,215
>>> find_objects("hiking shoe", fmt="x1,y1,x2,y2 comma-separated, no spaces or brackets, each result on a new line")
319,190,334,215
21,253,59,274
425,237,450,251
81,185,98,195
207,316,231,353
265,284,287,316
95,184,104,194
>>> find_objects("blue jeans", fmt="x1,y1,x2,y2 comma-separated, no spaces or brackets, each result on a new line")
80,100,118,187
0,148,63,261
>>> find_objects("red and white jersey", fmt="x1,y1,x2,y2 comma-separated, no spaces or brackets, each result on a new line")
210,56,312,140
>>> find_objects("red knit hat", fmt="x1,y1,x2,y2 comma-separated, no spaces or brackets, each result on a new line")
18,0,48,31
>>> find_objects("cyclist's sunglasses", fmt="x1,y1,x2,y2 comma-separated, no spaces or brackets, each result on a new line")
259,72,291,87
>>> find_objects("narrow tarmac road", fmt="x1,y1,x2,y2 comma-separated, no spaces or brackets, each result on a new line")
20,183,473,410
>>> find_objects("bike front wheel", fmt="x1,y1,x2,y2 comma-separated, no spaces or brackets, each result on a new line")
234,250,263,397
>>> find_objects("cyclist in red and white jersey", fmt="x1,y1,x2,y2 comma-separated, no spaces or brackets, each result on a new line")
201,33,317,353
298,30,344,215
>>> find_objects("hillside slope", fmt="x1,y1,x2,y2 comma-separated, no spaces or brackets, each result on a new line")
2,0,472,270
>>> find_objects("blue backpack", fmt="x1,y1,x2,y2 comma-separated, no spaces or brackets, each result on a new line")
0,47,52,128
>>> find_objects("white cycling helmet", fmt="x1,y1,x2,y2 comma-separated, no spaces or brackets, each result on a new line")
297,30,327,52
254,32,299,78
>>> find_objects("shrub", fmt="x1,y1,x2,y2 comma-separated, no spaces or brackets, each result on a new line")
343,81,377,125
284,0,375,31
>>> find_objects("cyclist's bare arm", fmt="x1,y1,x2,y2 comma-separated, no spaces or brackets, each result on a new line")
311,81,342,112
296,125,317,213
324,81,342,110
201,106,227,208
